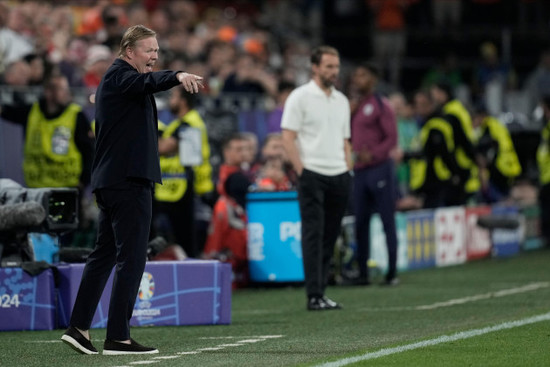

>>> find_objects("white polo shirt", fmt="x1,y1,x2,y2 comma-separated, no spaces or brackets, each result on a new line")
281,80,350,176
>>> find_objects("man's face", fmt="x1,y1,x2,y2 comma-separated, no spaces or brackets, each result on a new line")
46,77,71,107
313,53,340,89
414,93,432,119
352,67,376,94
224,139,247,166
430,86,447,106
262,137,285,160
128,36,159,73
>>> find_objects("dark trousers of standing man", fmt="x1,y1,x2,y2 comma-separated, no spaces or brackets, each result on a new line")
298,169,350,298
153,175,196,257
353,159,398,281
69,179,152,341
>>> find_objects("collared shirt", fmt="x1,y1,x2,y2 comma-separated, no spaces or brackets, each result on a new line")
281,80,350,176
351,94,397,169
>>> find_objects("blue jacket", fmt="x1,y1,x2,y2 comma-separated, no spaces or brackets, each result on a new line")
91,58,180,190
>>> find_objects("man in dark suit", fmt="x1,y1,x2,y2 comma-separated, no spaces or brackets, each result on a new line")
61,25,203,356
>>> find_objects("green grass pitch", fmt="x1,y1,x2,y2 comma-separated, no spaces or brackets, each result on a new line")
1,249,549,367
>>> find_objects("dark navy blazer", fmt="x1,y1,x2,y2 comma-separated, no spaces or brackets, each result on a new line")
91,58,181,190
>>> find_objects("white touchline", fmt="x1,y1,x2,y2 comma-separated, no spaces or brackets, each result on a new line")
357,282,550,313
415,282,550,310
313,311,550,367
199,335,283,339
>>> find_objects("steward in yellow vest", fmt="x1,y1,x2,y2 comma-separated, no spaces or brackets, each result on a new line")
156,112,213,202
153,87,214,257
431,81,481,201
0,75,94,188
410,90,468,208
472,107,521,202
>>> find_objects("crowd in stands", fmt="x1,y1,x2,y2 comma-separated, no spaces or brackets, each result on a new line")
1,0,550,285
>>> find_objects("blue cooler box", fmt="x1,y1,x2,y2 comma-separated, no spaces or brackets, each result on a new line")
0,267,56,331
246,191,304,282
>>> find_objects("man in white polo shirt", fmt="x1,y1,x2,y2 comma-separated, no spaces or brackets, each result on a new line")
281,45,352,311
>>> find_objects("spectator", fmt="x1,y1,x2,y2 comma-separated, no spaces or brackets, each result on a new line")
23,54,46,86
254,156,292,192
388,91,419,197
241,131,259,172
471,41,517,108
154,87,214,258
202,171,250,288
58,37,89,88
410,90,466,208
83,44,113,89
421,51,463,90
221,52,277,97
349,62,399,286
0,3,34,73
1,59,31,89
523,49,550,114
266,80,296,134
472,104,522,203
216,133,248,197
261,132,298,186
431,0,462,31
368,0,410,88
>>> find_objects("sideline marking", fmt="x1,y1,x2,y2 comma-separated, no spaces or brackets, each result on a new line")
415,282,550,310
313,311,550,367
198,335,283,340
356,282,550,312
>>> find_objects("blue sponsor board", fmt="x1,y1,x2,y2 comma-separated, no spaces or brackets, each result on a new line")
405,210,436,270
0,268,55,331
57,260,232,328
246,191,304,282
491,205,521,258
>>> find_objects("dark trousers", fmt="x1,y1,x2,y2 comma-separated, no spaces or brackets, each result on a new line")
69,180,152,340
153,183,196,257
539,183,550,245
298,169,350,298
353,160,398,280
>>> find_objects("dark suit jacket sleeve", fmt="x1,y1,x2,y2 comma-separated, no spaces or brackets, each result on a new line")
114,68,181,95
0,104,32,126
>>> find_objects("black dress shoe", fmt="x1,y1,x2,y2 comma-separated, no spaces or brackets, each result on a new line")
103,338,159,355
307,296,342,311
61,326,98,355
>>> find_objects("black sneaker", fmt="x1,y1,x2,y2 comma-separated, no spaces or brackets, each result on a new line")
103,338,159,355
307,296,342,311
61,326,98,355
322,296,342,309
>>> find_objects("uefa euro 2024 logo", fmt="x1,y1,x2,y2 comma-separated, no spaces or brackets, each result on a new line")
138,272,155,301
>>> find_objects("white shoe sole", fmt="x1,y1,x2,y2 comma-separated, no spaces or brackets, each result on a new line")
103,349,159,355
61,334,98,355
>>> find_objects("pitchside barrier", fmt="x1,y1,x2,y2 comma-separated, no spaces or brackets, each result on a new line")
246,191,542,282
0,260,232,331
